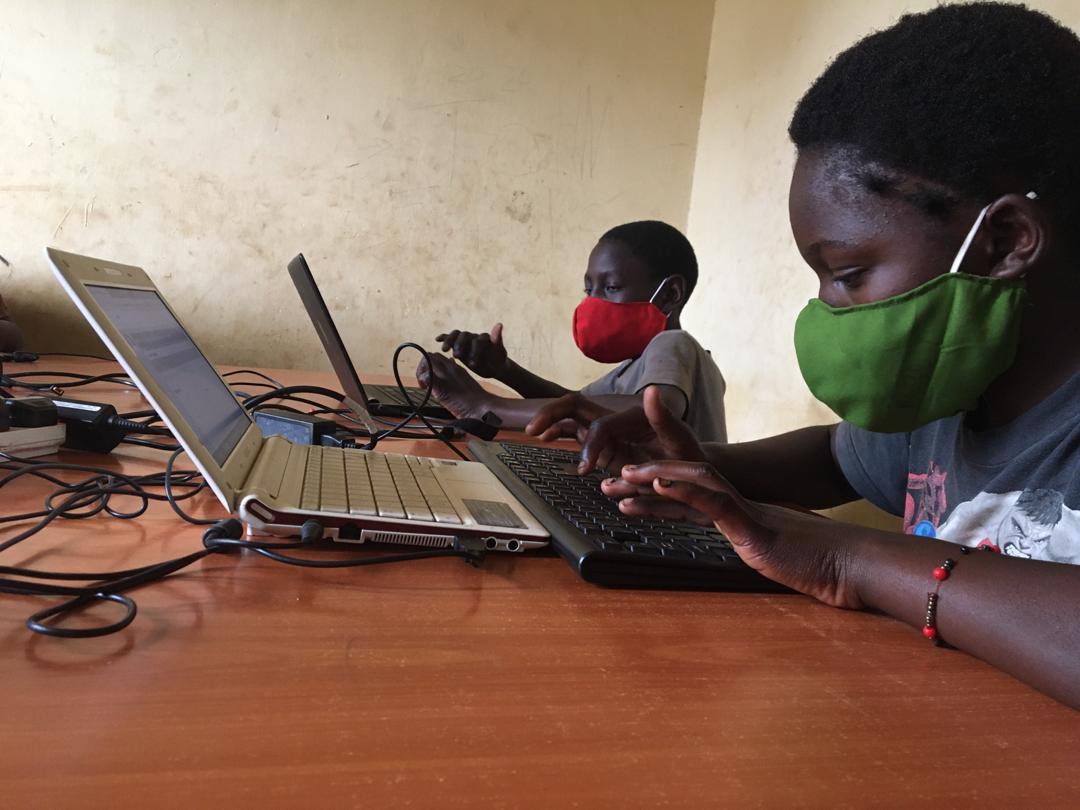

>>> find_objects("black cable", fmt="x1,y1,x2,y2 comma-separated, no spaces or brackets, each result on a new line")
221,368,285,388
361,342,469,461
120,437,182,452
1,370,136,395
0,520,244,638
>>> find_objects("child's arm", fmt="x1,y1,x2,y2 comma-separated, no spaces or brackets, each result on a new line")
416,354,686,431
435,324,571,399
527,388,857,509
618,459,1080,710
0,294,24,352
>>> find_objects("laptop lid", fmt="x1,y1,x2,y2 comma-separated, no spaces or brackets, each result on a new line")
286,254,376,421
45,247,263,512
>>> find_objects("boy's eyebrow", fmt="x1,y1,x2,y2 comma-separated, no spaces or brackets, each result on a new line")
804,238,856,263
808,239,854,253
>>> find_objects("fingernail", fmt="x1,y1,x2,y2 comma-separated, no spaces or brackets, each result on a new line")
623,465,637,472
657,478,672,488
604,477,618,485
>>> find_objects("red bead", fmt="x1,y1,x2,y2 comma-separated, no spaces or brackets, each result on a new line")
933,566,949,581
922,625,938,640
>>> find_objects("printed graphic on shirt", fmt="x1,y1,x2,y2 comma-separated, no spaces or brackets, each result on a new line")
904,462,948,537
936,489,1080,564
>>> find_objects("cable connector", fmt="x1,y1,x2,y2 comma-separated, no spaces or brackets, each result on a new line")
299,519,323,545
452,536,488,567
202,518,245,550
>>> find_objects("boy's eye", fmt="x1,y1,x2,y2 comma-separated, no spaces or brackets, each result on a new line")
833,268,868,290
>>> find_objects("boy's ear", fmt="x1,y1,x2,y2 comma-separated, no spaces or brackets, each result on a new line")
984,193,1047,280
656,275,687,314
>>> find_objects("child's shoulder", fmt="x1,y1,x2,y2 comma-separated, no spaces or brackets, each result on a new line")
644,329,709,356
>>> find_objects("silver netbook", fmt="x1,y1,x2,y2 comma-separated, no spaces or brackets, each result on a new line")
46,247,549,552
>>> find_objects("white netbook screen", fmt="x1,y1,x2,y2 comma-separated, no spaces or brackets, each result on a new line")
84,284,251,465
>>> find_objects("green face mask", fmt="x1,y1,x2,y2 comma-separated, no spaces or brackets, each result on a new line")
793,199,1032,433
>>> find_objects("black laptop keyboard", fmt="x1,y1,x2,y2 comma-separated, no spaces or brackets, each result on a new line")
367,384,415,406
470,441,784,591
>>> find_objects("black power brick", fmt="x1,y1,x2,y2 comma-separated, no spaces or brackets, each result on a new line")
51,397,169,453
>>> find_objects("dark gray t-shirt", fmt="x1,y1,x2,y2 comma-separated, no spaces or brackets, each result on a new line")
834,369,1080,565
580,329,727,443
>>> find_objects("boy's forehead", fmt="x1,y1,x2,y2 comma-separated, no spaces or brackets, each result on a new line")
587,240,651,279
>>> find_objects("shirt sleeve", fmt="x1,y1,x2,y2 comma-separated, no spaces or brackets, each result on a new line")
635,331,696,387
580,367,620,397
832,422,911,516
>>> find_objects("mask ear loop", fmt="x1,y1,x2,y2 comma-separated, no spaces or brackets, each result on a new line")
648,276,677,312
949,191,1040,275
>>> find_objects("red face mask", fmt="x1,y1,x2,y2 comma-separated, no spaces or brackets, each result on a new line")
572,278,672,363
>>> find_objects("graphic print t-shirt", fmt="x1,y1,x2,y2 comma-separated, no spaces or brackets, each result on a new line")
833,369,1080,565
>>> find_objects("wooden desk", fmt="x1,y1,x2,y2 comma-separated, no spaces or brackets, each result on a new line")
1,357,1077,807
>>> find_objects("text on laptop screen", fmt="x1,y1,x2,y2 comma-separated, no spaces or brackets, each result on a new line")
85,285,251,465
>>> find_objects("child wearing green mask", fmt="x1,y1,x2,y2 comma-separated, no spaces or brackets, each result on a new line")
527,2,1080,709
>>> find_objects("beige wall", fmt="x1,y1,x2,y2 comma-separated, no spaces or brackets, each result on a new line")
1,0,713,383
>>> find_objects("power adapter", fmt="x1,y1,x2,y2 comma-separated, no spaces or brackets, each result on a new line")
51,397,171,453
254,408,339,445
3,397,59,428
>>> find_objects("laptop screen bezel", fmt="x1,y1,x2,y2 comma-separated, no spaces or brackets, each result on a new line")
286,253,371,409
45,247,262,512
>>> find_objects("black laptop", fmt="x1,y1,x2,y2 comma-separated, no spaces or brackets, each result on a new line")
287,254,452,420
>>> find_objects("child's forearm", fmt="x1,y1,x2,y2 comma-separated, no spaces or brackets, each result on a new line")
496,360,572,399
481,393,644,431
702,425,858,510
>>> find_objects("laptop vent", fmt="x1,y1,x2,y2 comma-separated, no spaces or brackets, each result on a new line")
359,530,454,548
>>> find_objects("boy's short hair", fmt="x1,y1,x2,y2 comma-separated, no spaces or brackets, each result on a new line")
599,220,698,296
788,3,1080,227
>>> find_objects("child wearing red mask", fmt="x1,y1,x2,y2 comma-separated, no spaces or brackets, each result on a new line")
417,220,727,440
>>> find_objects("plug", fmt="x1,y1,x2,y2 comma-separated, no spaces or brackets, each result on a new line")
202,518,245,551
3,397,59,428
452,536,488,567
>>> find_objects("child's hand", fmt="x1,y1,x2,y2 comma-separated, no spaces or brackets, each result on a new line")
528,387,706,475
617,461,863,609
435,323,509,379
416,353,494,419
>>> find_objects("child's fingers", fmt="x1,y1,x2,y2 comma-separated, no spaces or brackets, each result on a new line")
490,323,504,345
650,477,759,542
620,460,735,497
525,393,610,436
601,477,652,498
643,387,705,460
452,332,475,358
438,330,460,352
616,494,714,525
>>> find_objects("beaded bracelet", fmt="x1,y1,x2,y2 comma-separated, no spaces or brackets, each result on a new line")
922,546,974,644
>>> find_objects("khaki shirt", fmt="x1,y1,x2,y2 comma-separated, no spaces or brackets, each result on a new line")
580,329,727,443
